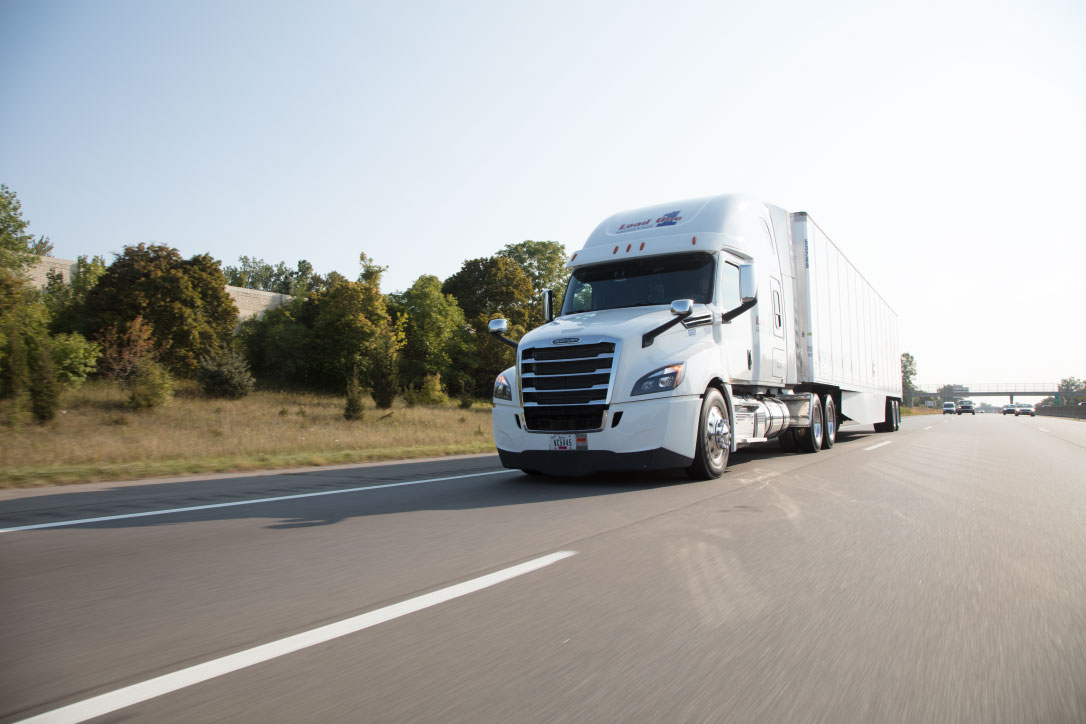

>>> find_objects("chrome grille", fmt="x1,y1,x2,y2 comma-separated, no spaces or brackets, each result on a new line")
520,340,616,432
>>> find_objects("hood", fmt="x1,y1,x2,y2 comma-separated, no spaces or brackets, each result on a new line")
521,306,676,347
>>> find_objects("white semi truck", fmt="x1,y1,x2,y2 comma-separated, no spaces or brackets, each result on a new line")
488,194,901,478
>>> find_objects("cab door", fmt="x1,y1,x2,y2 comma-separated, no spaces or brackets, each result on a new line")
717,253,754,383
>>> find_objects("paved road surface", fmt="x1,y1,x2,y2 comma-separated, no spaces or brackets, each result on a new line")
2,414,1085,723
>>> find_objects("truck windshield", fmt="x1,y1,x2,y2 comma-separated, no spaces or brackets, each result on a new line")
561,252,715,315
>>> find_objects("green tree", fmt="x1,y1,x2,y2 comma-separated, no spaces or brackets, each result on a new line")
42,255,108,334
443,256,535,398
83,244,238,376
0,185,59,426
497,240,569,304
303,253,398,392
388,274,465,392
900,352,917,406
237,297,314,387
224,257,322,297
1056,377,1085,406
0,184,52,273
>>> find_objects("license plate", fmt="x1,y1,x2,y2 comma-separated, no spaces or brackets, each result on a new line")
550,434,587,451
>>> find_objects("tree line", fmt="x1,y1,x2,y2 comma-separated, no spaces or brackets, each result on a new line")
0,183,568,424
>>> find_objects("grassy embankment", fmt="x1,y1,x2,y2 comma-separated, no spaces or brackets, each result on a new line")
900,406,942,416
0,381,495,488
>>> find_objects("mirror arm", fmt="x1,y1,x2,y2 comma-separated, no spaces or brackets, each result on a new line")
642,309,692,348
721,297,757,324
489,330,520,350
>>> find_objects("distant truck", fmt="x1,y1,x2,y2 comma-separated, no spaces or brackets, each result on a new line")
489,194,901,478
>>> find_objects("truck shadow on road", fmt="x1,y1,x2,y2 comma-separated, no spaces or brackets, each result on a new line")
1,430,877,532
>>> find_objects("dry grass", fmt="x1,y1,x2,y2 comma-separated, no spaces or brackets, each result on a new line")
0,380,495,487
900,406,943,416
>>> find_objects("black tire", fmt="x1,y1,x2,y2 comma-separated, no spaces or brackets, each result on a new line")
798,394,824,453
521,468,544,476
686,388,730,480
778,428,797,452
893,400,900,431
823,394,837,449
875,398,896,432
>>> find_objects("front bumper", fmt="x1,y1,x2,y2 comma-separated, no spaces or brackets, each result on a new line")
493,394,702,476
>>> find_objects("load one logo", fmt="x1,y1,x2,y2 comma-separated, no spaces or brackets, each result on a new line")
655,211,682,227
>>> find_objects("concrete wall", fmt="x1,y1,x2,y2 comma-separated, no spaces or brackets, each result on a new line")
1037,406,1086,420
26,256,79,287
226,285,293,322
27,256,293,322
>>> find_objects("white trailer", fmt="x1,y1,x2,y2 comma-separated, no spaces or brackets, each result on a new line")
489,194,901,478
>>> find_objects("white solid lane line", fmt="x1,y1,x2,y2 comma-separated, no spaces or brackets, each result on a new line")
864,441,893,451
0,470,511,534
13,551,578,724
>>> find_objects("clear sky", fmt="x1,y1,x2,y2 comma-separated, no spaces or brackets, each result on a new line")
2,0,1084,391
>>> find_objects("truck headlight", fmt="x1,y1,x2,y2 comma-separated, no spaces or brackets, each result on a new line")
493,372,513,401
631,364,685,395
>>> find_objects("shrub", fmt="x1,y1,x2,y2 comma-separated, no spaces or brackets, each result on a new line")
49,332,100,390
29,342,60,423
196,348,255,399
97,316,155,384
126,359,174,409
344,368,364,421
2,321,31,428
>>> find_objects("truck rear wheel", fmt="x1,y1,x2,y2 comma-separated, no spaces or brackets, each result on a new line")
686,388,730,480
798,394,824,453
823,394,837,449
778,429,797,452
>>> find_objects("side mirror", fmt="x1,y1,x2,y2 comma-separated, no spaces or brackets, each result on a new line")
488,319,509,335
739,264,757,303
722,266,758,324
670,299,694,316
542,289,554,323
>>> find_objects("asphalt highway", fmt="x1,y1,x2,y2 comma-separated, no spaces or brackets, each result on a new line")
2,414,1085,723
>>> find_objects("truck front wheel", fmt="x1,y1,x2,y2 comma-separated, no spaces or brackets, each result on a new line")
687,388,730,480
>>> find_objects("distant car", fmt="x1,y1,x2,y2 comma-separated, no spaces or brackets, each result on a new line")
1015,403,1035,417
943,402,956,414
1002,404,1016,415
955,400,976,415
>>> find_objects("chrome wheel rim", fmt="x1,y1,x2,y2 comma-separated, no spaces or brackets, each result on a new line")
826,399,836,443
705,404,731,467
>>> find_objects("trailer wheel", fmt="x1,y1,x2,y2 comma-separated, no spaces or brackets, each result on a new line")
798,394,824,453
823,395,837,449
778,429,797,452
892,400,900,431
686,388,730,480
875,398,896,433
